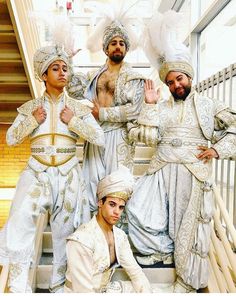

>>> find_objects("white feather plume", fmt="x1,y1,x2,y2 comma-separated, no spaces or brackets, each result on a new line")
29,12,76,56
85,0,141,52
142,10,191,70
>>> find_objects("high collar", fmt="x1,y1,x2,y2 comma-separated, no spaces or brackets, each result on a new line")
43,90,65,103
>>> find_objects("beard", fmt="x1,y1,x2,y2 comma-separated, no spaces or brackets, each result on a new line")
171,84,192,101
109,52,125,63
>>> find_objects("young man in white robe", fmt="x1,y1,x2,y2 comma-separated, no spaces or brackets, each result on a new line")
0,45,104,293
64,166,152,293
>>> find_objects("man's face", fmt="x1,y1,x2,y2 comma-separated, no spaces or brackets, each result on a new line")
106,37,127,63
98,196,126,226
166,71,192,100
43,60,68,90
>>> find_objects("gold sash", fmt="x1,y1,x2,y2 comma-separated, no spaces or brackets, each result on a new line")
30,133,77,166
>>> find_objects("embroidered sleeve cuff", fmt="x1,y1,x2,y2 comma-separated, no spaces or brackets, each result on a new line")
99,108,106,121
68,116,77,129
29,114,40,129
99,106,127,122
68,115,104,146
138,103,159,126
213,134,236,159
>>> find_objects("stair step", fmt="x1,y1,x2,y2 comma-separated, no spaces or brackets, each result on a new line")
39,253,53,265
36,265,52,290
112,267,176,283
36,265,176,289
42,232,53,253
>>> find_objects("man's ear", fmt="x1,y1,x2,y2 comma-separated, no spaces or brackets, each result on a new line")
97,200,102,208
42,73,47,81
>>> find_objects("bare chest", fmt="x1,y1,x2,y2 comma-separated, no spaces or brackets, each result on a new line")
96,71,118,107
104,231,116,265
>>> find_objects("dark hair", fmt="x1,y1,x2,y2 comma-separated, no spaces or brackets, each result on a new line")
42,69,48,86
101,196,107,204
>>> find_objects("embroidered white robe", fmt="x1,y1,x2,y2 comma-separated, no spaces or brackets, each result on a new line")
127,90,236,289
67,63,145,213
64,215,151,293
0,92,105,293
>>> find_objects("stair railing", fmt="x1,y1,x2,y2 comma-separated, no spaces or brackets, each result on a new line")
0,265,9,293
208,184,236,293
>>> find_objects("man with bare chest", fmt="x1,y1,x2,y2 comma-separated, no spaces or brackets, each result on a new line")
64,166,151,293
80,21,145,213
96,67,117,107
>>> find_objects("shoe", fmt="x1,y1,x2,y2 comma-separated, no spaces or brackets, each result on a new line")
104,281,122,293
136,252,173,265
173,277,196,293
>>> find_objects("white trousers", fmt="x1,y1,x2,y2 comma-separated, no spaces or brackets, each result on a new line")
0,164,90,292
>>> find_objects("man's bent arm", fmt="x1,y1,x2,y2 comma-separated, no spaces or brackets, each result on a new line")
68,113,105,147
66,240,95,292
212,108,236,159
128,102,161,146
99,80,144,123
119,235,152,293
6,113,39,146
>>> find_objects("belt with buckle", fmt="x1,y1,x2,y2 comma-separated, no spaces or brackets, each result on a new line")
31,145,76,156
160,138,207,147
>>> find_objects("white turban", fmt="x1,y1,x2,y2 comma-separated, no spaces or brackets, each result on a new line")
33,45,70,81
97,165,134,201
159,61,194,83
102,20,130,52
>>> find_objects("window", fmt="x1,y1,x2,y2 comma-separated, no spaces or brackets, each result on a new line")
199,0,236,80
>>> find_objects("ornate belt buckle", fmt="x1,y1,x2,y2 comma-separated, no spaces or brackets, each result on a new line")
45,145,56,156
171,138,182,147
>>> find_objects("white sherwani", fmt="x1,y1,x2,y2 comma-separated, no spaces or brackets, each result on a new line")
127,90,236,289
0,92,105,293
68,63,145,213
64,215,151,293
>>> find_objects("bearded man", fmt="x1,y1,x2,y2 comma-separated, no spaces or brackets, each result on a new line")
67,20,145,216
127,10,236,293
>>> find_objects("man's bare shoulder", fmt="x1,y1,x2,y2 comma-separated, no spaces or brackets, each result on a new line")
87,66,105,81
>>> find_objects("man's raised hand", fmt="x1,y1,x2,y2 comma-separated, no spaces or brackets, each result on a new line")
144,79,161,104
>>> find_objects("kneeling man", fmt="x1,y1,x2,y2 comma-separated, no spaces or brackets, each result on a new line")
64,166,151,293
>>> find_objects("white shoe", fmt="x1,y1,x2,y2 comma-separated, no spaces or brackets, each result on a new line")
136,252,173,265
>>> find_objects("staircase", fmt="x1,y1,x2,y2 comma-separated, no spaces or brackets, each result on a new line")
0,0,41,124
